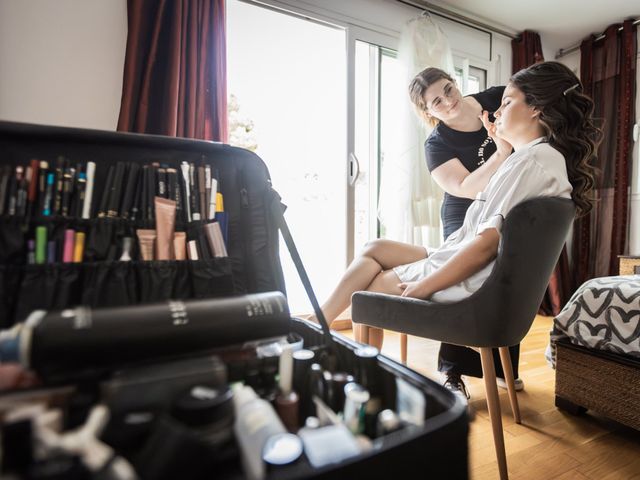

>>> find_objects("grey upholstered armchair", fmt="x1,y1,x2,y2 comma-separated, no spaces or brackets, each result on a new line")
352,197,575,480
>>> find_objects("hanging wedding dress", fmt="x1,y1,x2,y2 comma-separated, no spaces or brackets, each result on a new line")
377,13,454,248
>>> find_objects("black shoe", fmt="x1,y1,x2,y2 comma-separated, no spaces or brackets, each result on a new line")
443,373,471,401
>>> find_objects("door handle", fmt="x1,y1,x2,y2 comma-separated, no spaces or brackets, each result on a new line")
348,152,360,186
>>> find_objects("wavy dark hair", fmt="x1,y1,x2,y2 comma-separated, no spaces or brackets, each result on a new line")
510,61,601,216
408,67,455,127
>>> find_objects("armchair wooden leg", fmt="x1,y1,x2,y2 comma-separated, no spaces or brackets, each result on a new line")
480,347,509,480
354,323,369,344
400,334,408,364
499,346,521,424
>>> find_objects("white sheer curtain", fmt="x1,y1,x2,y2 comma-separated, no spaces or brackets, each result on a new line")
378,14,453,248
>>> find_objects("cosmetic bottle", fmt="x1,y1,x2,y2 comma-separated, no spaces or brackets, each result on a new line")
292,348,315,419
306,363,326,417
354,345,382,435
343,382,370,435
233,384,287,480
324,371,355,413
275,346,299,431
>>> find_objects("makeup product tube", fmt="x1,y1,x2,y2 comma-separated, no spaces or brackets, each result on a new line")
204,165,212,219
63,229,75,263
208,178,217,220
27,159,39,216
97,164,114,217
198,165,207,220
203,222,228,257
82,161,96,219
180,162,192,222
43,172,54,216
187,240,199,260
73,232,85,263
35,226,47,264
61,165,74,217
37,161,49,215
215,193,228,245
119,237,133,262
154,197,176,260
136,229,156,261
53,157,65,215
233,384,286,480
75,171,87,218
157,168,167,198
146,166,156,220
130,172,143,221
173,232,187,260
190,164,201,221
120,163,140,219
6,292,290,382
275,346,299,432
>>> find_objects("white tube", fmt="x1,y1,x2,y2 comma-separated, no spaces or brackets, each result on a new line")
82,161,96,219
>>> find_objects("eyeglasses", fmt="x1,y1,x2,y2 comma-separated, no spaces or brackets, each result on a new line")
426,83,456,112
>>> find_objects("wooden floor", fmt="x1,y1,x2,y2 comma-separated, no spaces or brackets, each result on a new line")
340,315,640,480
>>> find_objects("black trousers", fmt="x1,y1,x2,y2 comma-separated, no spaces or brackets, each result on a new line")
438,343,520,379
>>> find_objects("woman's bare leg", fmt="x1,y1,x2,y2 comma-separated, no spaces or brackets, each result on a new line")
319,239,427,324
361,268,407,349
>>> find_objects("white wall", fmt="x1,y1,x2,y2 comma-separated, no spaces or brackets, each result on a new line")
0,0,127,130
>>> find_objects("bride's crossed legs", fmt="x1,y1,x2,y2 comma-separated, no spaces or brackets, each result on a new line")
320,239,427,350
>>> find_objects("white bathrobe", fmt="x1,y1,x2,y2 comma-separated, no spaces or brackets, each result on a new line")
393,138,572,303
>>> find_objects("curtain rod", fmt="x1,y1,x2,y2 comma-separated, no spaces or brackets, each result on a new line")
555,18,639,59
396,0,517,39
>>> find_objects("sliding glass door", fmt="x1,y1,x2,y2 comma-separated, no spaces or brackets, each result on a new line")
227,3,401,315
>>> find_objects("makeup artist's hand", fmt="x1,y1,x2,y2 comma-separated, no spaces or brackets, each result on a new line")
398,280,434,300
480,110,512,155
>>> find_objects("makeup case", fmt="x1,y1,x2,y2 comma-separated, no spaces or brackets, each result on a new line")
0,121,468,479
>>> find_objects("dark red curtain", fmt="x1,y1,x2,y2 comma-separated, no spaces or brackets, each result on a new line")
511,30,544,73
573,20,637,288
117,0,227,142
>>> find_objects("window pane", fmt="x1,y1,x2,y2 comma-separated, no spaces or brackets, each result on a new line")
227,0,347,314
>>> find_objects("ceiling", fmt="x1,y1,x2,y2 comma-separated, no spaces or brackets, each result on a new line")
429,0,638,56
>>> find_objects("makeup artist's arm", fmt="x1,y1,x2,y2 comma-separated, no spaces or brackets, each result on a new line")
431,111,512,200
399,228,500,299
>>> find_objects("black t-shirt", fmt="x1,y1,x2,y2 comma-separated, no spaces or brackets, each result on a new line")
424,85,505,239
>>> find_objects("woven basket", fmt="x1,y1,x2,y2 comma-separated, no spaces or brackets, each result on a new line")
555,341,640,430
618,256,640,275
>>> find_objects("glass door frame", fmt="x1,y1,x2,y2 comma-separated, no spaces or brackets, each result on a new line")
346,25,398,264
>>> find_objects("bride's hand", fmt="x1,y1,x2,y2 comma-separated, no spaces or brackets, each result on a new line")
399,281,433,300
480,110,512,155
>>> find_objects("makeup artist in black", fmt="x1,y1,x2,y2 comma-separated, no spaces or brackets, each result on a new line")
406,67,522,400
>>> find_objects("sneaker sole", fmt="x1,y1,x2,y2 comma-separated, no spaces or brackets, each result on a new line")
496,378,524,391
